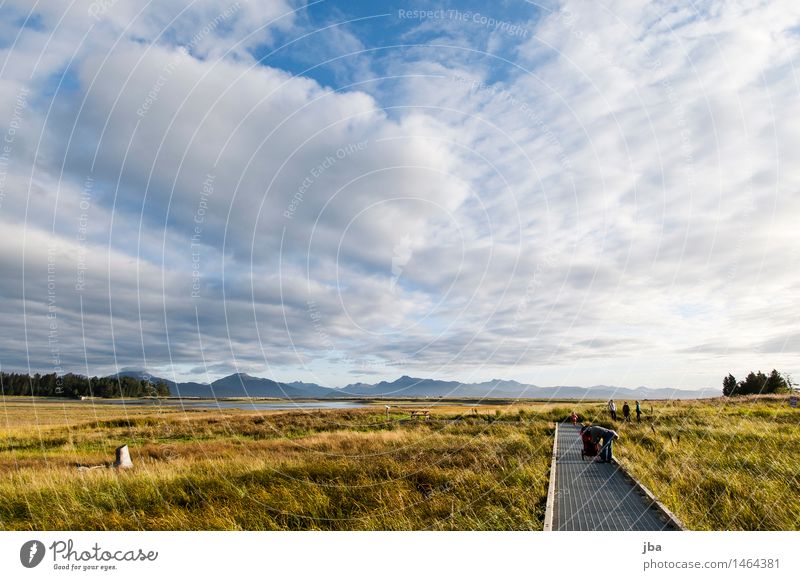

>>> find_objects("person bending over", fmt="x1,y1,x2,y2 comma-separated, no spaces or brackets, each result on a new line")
581,424,619,463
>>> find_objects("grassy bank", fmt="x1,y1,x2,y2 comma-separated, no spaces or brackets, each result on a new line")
574,396,800,530
0,400,554,530
3,396,797,530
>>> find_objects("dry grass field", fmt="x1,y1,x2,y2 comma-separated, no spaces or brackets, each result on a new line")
566,395,800,530
0,399,556,530
2,396,797,530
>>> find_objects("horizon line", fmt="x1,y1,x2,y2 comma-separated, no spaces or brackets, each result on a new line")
0,367,720,392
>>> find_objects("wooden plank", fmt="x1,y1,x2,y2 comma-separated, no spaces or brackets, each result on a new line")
543,422,558,531
552,424,681,531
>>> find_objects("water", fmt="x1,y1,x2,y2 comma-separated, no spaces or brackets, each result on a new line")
72,399,369,411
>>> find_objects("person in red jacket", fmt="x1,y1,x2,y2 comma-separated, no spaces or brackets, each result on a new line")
582,425,619,463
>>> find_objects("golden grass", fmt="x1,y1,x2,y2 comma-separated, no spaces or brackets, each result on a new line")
3,396,797,530
567,396,800,530
0,400,553,530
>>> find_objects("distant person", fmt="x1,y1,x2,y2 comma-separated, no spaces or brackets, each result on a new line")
608,400,617,421
570,411,579,425
622,402,631,422
582,424,619,463
635,400,642,423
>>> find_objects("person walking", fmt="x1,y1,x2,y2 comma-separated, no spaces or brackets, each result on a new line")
569,411,579,425
608,399,617,421
635,400,642,423
622,402,631,422
582,424,619,463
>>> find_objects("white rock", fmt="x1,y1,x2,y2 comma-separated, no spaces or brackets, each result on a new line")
114,444,133,469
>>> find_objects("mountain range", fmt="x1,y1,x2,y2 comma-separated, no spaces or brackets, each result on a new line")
110,370,719,400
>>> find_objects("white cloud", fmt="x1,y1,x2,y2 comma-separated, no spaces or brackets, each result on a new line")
1,0,799,388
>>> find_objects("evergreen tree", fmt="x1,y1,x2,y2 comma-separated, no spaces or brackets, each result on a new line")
738,371,767,395
0,371,170,398
722,373,737,397
731,370,790,395
765,369,788,394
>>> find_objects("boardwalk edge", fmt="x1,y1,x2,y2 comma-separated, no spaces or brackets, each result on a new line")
542,421,558,531
612,457,688,531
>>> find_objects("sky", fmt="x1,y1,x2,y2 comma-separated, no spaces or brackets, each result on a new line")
0,0,798,389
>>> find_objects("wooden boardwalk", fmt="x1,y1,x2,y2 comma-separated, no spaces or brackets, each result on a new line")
547,423,683,531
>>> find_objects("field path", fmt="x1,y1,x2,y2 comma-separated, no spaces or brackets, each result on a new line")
546,423,683,531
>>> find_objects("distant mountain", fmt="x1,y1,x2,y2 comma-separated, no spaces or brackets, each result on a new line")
335,376,544,398
335,376,462,398
110,370,177,389
106,370,717,400
335,375,717,400
206,373,332,398
506,384,718,401
171,381,214,397
106,370,333,398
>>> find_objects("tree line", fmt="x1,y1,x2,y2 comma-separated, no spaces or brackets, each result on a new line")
722,369,793,396
0,372,170,398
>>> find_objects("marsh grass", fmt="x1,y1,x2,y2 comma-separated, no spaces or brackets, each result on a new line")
4,396,797,530
569,396,800,530
0,400,553,530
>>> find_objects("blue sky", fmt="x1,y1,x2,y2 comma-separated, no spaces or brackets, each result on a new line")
254,1,544,89
0,0,798,389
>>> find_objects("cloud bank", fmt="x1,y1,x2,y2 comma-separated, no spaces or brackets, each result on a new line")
0,0,798,389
